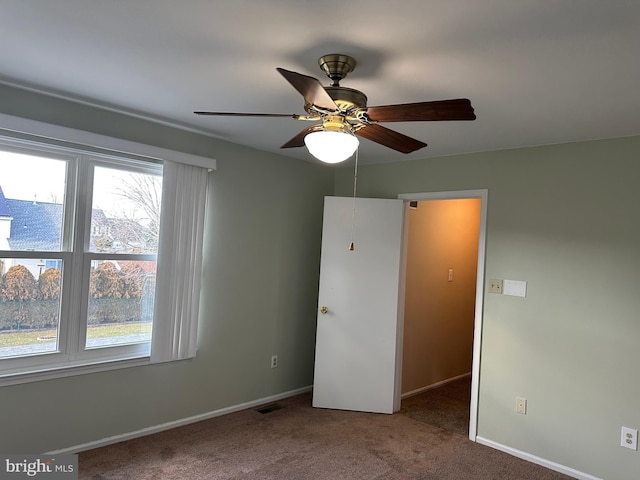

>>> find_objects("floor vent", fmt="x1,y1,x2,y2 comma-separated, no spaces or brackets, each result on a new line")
256,403,283,414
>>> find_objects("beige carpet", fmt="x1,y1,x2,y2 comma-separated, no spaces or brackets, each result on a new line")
79,384,573,479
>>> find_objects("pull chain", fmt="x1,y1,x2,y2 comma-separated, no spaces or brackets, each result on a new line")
349,148,359,251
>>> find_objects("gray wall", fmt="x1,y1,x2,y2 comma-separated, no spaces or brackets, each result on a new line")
335,137,640,480
0,84,334,452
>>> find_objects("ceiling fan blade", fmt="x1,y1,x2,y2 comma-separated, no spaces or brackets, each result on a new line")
355,124,427,153
281,126,316,149
276,68,338,111
194,111,301,118
366,99,476,122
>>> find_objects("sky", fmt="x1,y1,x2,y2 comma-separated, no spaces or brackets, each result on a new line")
0,151,65,203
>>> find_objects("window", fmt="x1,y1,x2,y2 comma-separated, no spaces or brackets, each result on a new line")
0,141,162,372
0,150,68,363
0,132,209,384
86,165,161,349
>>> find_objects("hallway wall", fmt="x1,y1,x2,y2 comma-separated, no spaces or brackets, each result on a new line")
402,199,480,395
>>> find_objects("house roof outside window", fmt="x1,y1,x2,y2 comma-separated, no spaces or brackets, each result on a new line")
5,198,63,251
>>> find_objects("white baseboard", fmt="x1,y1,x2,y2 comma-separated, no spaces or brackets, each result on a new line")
475,436,602,480
401,372,471,399
48,385,313,455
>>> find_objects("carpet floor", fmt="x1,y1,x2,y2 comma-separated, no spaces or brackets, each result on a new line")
79,379,573,479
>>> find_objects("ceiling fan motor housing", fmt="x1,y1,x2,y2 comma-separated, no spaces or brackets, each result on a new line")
325,86,367,110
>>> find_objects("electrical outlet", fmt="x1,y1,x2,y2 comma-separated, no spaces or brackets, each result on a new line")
270,355,278,369
621,427,638,450
489,279,503,294
516,397,527,415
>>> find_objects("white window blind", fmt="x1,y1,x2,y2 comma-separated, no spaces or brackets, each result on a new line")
150,161,209,363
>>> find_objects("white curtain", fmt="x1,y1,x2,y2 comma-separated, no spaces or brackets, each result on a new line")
150,160,209,363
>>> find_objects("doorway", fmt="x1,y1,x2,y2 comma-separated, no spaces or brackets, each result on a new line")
398,190,488,440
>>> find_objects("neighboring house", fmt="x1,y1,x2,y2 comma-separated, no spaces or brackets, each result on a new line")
0,184,152,277
0,185,63,276
91,211,151,253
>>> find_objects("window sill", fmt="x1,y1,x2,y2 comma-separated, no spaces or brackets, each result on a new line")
0,356,151,387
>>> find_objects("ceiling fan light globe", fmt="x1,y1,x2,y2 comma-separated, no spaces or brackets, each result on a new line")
304,130,359,164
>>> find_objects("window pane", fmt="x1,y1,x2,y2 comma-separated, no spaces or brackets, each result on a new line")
0,259,62,358
86,259,156,348
0,151,67,252
90,167,161,254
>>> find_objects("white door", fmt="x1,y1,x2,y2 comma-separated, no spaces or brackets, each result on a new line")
312,196,407,414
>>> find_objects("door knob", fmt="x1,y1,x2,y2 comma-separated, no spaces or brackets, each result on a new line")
320,306,328,314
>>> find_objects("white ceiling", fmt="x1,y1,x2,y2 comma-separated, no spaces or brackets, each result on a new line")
1,1,639,164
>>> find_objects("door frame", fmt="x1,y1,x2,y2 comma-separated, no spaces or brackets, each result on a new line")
397,189,488,441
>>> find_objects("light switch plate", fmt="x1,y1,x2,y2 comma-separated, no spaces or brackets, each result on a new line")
489,279,503,294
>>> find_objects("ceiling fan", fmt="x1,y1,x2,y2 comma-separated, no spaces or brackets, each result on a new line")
195,54,476,163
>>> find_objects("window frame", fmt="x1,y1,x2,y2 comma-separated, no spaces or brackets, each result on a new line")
0,137,163,382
